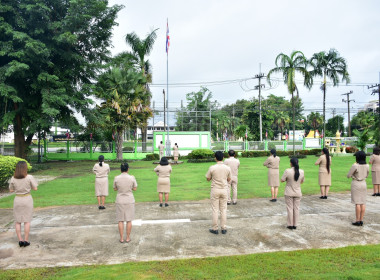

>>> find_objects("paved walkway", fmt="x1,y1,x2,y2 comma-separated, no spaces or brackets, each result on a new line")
0,192,380,269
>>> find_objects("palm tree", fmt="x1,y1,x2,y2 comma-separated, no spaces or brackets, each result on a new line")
309,49,350,140
275,111,290,138
267,51,312,154
124,29,158,150
307,112,323,138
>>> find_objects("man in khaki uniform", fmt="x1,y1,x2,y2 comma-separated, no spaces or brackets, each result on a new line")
206,151,232,234
224,150,240,205
158,141,165,159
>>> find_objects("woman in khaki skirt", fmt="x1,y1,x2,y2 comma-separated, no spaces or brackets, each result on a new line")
315,147,332,199
263,149,280,202
9,161,38,247
347,151,369,226
154,157,172,207
113,163,137,243
369,147,380,196
93,155,110,210
173,143,179,162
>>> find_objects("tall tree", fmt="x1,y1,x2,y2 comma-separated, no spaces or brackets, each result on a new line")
267,51,312,153
325,115,344,136
0,0,122,158
309,49,350,141
123,29,158,150
307,112,323,138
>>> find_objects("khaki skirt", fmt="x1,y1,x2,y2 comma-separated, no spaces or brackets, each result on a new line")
319,171,331,186
95,177,109,196
116,203,135,222
157,177,170,193
268,168,280,187
372,171,380,185
351,180,367,204
13,195,33,223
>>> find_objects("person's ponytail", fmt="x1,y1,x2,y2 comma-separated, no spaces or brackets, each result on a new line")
322,147,330,174
290,157,300,181
98,155,104,167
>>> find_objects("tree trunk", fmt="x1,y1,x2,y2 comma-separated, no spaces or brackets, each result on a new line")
14,110,27,159
292,92,295,155
323,83,326,146
116,129,123,160
141,125,147,152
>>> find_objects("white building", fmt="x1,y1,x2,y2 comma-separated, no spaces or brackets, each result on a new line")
137,121,175,140
361,100,379,112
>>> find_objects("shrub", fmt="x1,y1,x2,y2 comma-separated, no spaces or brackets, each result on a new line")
187,149,215,159
122,146,134,152
0,155,32,188
346,146,358,153
288,154,307,159
145,153,159,161
187,158,216,163
57,148,66,153
241,151,270,158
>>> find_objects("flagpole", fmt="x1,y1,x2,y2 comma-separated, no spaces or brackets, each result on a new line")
166,18,170,156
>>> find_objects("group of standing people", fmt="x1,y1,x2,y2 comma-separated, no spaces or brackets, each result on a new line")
8,146,380,245
158,141,179,161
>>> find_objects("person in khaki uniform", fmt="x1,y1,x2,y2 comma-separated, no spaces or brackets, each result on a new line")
93,155,110,209
173,143,179,162
281,157,304,230
315,147,332,199
224,150,240,205
263,149,280,202
9,161,38,247
347,151,369,226
158,141,165,159
154,157,172,207
113,162,137,243
369,147,380,196
206,151,231,234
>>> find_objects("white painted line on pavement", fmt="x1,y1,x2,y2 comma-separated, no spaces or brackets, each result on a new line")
132,219,191,226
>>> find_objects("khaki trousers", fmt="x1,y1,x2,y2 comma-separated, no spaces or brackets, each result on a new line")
159,151,164,159
285,196,301,226
210,188,228,230
227,176,238,203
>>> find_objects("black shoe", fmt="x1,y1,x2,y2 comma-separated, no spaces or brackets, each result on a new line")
98,206,102,209
221,229,227,234
319,196,325,199
227,202,231,205
360,221,363,226
287,226,293,230
19,241,24,247
232,202,237,205
102,206,106,209
209,229,219,234
352,222,361,226
377,193,380,196
323,196,327,199
293,226,297,229
372,193,377,196
23,241,30,247
159,203,163,207
270,199,277,202
165,203,169,207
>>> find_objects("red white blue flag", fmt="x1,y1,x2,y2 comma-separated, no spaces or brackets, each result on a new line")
166,19,170,53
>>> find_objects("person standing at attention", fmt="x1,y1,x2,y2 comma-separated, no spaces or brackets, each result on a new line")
281,157,304,230
347,151,369,226
369,146,380,196
173,143,179,162
154,157,172,207
9,161,38,247
224,150,240,205
113,162,137,243
206,151,231,234
263,149,280,202
93,155,110,209
315,147,332,199
158,141,165,160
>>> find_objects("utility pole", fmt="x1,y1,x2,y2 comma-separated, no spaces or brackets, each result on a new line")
368,80,380,139
195,100,197,131
254,72,265,142
152,101,155,135
342,91,354,137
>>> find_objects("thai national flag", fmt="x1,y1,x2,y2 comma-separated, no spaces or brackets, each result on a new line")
166,19,170,53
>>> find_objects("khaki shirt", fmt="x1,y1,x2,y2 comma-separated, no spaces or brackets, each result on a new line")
347,163,369,181
9,175,38,195
154,165,172,178
93,163,110,178
315,155,331,173
206,162,232,189
113,173,137,204
281,167,304,197
263,155,280,169
158,144,164,152
224,157,240,177
369,155,380,172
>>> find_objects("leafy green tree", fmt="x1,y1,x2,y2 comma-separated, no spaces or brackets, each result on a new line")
325,115,344,137
274,111,290,138
309,49,350,138
267,51,312,153
351,111,376,132
0,0,122,158
307,112,323,138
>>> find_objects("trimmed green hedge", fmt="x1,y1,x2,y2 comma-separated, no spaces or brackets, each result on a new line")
187,158,215,163
145,153,159,161
241,149,321,158
0,155,32,188
187,149,215,159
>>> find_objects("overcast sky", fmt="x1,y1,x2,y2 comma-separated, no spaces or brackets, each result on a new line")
107,0,380,125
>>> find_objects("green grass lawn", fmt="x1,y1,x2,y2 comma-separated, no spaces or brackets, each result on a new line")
2,244,379,279
0,156,373,209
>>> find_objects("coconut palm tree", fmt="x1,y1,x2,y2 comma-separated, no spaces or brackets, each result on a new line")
267,51,312,154
124,29,158,150
275,111,290,138
309,49,350,140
